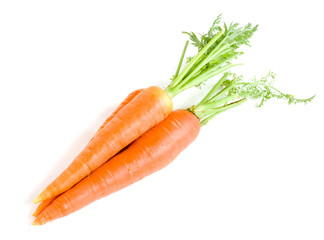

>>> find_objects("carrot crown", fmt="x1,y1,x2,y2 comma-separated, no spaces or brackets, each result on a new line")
189,72,315,126
165,14,258,98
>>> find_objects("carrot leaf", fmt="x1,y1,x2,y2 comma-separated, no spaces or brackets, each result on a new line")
165,15,258,97
189,72,315,126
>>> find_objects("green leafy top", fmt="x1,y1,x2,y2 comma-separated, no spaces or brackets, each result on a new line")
189,72,315,126
165,14,258,97
226,71,315,107
184,15,256,52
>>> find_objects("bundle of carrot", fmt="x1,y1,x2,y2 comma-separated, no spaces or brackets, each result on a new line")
33,71,313,225
33,15,258,204
32,15,314,225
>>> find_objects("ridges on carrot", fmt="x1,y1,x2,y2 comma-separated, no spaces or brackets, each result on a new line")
33,86,173,203
33,89,144,217
33,89,145,217
33,109,201,225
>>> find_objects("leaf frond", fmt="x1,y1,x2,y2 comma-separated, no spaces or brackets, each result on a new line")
189,72,315,124
166,14,258,97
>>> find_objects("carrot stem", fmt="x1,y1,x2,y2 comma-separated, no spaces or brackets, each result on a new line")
174,40,189,79
199,98,247,126
166,17,257,97
167,31,224,91
198,72,230,105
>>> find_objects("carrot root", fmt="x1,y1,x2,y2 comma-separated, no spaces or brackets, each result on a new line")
34,86,173,203
33,110,200,225
33,89,143,205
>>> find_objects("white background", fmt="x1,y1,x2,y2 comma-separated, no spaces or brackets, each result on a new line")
1,0,323,239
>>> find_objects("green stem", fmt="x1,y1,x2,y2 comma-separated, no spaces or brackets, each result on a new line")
176,43,230,88
167,31,224,89
174,40,189,79
209,80,238,101
165,18,258,99
198,98,247,126
179,63,234,91
198,72,230,105
197,62,242,85
169,63,240,98
194,94,239,114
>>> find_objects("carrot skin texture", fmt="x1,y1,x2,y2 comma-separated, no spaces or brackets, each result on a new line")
34,86,173,203
33,89,144,216
33,197,55,217
90,89,144,141
33,109,200,225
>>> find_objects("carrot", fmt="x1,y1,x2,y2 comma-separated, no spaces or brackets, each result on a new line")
33,109,201,225
33,86,173,203
33,89,143,217
33,16,258,203
33,72,313,225
33,197,56,217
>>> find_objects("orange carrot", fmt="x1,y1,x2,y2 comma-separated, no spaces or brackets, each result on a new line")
33,17,258,204
33,109,201,225
90,89,143,141
34,86,173,203
33,89,144,217
33,197,56,217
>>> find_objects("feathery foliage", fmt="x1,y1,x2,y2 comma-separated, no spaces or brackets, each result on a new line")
189,72,315,125
226,72,315,107
166,15,258,97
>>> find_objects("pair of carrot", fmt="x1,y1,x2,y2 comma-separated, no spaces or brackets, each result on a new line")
34,16,257,206
32,16,313,225
32,75,241,225
33,93,200,225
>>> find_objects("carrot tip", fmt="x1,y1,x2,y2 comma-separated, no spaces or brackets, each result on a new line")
32,220,40,226
33,218,45,226
33,196,42,204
